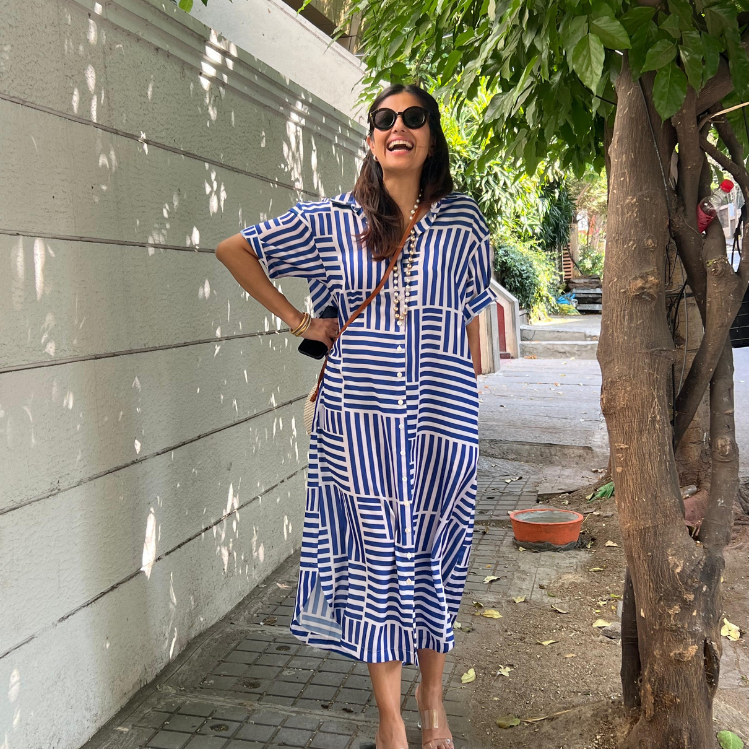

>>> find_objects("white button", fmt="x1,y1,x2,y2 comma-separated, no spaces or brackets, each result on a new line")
405,528,411,535
398,399,404,405
397,372,403,378
406,579,413,586
400,449,406,455
400,424,404,430
397,346,403,352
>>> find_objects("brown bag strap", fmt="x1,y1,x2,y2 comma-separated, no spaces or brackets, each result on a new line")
309,204,425,402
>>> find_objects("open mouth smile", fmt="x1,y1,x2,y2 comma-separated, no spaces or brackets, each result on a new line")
387,139,414,152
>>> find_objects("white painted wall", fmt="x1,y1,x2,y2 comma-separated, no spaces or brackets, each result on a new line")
191,0,367,123
0,1,365,747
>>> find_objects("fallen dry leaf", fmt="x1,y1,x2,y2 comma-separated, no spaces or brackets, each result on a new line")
593,619,611,628
461,668,476,684
538,639,558,646
564,653,576,658
497,665,513,677
495,716,521,729
589,567,605,572
482,609,503,619
513,596,526,603
483,575,500,584
605,540,618,547
551,605,569,614
722,618,741,641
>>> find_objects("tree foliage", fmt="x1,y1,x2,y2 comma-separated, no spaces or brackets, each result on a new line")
343,0,749,175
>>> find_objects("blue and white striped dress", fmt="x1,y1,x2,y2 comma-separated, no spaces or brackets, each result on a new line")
242,192,499,663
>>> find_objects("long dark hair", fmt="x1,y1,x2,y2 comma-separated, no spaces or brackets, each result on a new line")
353,84,453,260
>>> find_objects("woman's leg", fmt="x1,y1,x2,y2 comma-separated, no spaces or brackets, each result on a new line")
368,661,408,749
415,649,453,749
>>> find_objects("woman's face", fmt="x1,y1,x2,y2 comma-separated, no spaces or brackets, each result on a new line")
366,92,433,179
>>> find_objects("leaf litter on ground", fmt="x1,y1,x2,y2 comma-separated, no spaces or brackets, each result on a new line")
461,668,476,684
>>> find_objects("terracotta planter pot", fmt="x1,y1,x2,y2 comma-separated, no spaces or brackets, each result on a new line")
509,508,584,545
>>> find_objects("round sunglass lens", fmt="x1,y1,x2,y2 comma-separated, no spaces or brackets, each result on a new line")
403,107,427,128
373,109,396,129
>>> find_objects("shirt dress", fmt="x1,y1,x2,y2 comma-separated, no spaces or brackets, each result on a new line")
242,191,499,664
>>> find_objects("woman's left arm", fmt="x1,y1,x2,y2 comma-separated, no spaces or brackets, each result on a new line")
467,316,481,377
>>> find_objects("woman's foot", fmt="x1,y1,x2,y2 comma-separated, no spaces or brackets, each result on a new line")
415,684,453,749
374,713,408,749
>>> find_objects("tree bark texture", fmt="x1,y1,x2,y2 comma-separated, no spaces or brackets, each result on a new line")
599,59,722,748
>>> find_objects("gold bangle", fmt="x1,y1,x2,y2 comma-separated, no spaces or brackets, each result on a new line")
290,312,311,336
297,314,312,336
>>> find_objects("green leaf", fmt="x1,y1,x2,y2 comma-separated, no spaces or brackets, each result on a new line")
726,27,749,98
620,6,656,36
441,49,463,81
455,30,474,47
668,0,695,24
178,0,193,11
705,3,736,36
642,39,677,72
653,61,688,120
703,33,723,85
572,33,605,90
590,2,615,19
389,61,409,79
590,16,631,49
717,731,744,749
629,21,658,77
562,15,589,58
660,14,682,39
680,46,704,92
388,34,405,58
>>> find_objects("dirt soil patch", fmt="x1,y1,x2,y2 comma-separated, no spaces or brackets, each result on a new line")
454,476,749,748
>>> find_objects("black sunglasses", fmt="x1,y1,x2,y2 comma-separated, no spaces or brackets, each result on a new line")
369,106,429,131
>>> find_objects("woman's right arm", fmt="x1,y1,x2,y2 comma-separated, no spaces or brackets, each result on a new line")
216,234,338,348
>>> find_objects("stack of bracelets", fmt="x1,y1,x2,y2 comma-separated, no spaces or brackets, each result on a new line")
290,312,312,337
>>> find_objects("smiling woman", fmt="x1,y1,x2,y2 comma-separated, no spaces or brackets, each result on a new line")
216,83,499,749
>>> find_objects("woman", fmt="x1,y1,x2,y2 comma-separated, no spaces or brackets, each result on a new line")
216,83,498,749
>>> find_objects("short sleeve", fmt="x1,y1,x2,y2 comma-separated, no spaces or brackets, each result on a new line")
463,215,500,325
241,203,328,283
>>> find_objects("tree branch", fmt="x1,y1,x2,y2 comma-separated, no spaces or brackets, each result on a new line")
699,339,739,550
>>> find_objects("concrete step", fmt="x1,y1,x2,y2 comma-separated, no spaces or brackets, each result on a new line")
520,340,599,360
520,326,599,342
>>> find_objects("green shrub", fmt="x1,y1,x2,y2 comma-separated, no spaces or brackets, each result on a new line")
495,241,561,321
577,244,605,277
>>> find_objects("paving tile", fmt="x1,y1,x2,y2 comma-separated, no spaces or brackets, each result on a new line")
247,710,286,726
225,742,264,749
147,731,192,749
197,719,242,737
224,650,260,665
212,707,252,722
300,684,338,701
310,733,351,749
184,737,229,749
341,674,370,690
136,711,173,729
318,659,352,674
178,703,218,718
265,680,305,698
256,653,293,668
319,721,357,735
311,671,346,687
273,727,313,747
288,656,325,670
163,714,207,732
335,688,370,705
284,714,322,731
235,724,277,742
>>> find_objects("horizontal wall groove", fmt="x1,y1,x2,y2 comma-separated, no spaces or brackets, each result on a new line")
0,463,307,662
0,392,308,517
0,328,293,375
0,91,320,200
67,0,365,154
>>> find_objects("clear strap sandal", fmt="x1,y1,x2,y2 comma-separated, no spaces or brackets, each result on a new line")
415,690,454,749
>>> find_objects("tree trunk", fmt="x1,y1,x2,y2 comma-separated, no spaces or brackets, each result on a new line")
599,59,722,747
